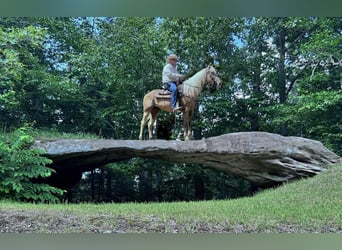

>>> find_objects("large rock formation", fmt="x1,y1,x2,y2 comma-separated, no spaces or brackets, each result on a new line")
33,132,341,188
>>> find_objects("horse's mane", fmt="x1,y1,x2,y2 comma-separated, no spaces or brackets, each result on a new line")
182,68,206,99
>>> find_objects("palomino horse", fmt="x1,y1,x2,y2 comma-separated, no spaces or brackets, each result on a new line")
139,64,222,141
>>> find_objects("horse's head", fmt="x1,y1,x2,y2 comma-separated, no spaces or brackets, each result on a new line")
205,64,222,91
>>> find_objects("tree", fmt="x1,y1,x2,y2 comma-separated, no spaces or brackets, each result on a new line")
277,18,342,154
0,24,47,128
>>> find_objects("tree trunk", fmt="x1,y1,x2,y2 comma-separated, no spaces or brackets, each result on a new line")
277,26,288,136
194,174,205,200
106,169,113,202
250,42,262,131
139,170,153,202
91,169,95,202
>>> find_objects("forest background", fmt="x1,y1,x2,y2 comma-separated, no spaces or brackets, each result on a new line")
0,17,341,203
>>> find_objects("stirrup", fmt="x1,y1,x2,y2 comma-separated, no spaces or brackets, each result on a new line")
173,106,183,112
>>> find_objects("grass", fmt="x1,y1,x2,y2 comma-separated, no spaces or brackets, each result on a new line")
1,163,341,233
30,128,103,140
0,127,102,141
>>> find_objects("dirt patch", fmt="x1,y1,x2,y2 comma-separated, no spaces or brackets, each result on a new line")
1,209,341,233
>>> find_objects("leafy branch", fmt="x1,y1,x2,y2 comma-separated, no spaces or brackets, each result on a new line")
0,127,64,202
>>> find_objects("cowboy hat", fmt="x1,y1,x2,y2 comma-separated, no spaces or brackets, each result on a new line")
166,54,178,62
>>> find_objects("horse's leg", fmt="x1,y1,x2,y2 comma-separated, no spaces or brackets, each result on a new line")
183,111,190,141
187,110,193,140
147,108,160,140
139,111,150,140
183,110,194,141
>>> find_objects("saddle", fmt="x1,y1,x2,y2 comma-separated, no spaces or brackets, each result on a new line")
154,89,172,99
153,83,183,99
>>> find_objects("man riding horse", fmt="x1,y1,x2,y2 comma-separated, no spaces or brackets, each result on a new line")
139,55,222,141
162,54,185,112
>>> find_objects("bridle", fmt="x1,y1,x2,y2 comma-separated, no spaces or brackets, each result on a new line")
181,66,221,102
205,68,220,89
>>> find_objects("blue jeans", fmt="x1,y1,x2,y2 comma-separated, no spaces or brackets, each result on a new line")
168,81,178,108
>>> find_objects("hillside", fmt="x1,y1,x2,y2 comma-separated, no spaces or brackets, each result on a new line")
0,163,341,233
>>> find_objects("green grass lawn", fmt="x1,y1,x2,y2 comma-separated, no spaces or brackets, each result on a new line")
1,163,341,232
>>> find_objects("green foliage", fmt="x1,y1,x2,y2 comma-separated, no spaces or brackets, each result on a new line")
0,17,341,203
0,25,45,127
67,159,251,203
273,90,342,155
0,127,64,202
